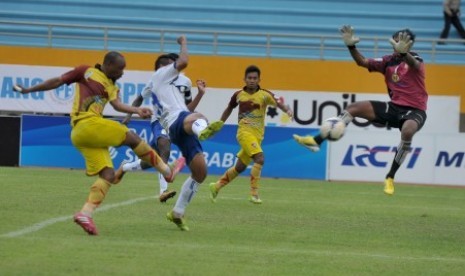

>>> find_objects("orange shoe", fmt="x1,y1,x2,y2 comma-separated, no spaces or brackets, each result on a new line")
164,157,186,183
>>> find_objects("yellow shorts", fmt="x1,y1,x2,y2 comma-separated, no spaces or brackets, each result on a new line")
236,132,263,166
71,116,129,176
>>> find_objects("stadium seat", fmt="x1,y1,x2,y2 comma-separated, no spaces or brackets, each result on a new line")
0,0,463,64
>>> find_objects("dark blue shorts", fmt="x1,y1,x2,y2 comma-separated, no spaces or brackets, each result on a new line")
150,120,169,151
169,111,203,165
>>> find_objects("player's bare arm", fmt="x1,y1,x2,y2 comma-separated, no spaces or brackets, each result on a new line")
122,94,144,124
340,25,369,68
110,98,152,119
175,35,188,72
277,101,294,120
348,47,369,68
220,105,234,122
187,79,206,112
13,76,64,94
402,53,421,70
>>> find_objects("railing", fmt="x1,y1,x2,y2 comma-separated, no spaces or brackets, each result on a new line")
0,20,464,63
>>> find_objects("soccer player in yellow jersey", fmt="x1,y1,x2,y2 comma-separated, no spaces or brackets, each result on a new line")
13,52,182,235
209,65,293,204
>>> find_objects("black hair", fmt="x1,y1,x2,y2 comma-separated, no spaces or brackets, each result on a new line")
168,53,179,61
103,51,124,65
245,65,261,77
392,28,416,43
154,54,172,70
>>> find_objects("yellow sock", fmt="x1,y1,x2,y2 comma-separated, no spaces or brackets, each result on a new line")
133,141,170,177
81,178,111,215
250,163,262,196
216,167,239,190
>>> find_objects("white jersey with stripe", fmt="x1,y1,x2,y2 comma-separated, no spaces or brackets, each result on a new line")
142,67,192,125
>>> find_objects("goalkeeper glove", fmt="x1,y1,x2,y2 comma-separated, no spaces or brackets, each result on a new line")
389,32,413,54
340,25,360,46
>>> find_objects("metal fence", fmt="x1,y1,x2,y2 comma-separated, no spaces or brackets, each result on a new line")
1,20,464,63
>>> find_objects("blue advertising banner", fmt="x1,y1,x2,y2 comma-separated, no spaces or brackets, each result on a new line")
20,115,326,180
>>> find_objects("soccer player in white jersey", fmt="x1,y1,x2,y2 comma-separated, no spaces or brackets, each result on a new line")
115,53,208,204
153,36,223,231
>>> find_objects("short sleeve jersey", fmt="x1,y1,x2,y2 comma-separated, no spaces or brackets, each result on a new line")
367,53,428,111
228,87,278,139
142,73,192,124
149,63,189,130
62,65,119,125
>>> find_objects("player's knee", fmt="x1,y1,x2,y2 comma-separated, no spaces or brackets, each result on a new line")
124,131,142,148
401,125,418,140
192,164,207,182
401,130,415,141
254,157,265,165
252,153,265,165
100,168,116,184
157,139,171,160
191,169,207,183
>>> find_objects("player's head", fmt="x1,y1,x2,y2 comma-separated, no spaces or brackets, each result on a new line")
244,65,261,91
154,54,175,70
168,53,179,61
100,51,125,81
392,28,416,43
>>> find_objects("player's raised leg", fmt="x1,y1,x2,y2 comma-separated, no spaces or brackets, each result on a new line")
293,110,353,152
190,117,224,141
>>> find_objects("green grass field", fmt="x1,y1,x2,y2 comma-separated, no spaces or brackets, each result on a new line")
1,166,465,275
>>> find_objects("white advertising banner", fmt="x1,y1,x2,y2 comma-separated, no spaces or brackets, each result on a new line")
0,64,460,134
328,131,465,186
0,64,153,117
196,90,460,134
433,135,465,185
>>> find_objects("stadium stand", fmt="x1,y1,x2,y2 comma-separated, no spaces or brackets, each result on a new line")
0,0,464,63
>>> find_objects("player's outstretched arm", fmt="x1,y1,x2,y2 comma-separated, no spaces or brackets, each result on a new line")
13,77,64,94
110,98,152,119
175,35,188,72
219,105,234,123
276,97,293,120
187,79,206,112
340,25,369,68
122,94,144,125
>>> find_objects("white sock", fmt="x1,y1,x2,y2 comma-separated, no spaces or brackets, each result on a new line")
173,176,200,216
191,118,208,136
122,159,142,172
158,173,168,195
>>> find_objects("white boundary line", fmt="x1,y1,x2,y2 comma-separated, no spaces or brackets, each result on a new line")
1,196,154,238
2,195,465,263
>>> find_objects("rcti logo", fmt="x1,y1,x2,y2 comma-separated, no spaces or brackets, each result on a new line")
435,152,465,167
341,145,422,168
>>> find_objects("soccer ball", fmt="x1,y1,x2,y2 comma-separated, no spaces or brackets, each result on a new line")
320,117,345,141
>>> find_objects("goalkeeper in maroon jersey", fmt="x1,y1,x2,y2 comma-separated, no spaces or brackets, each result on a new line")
294,25,428,196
